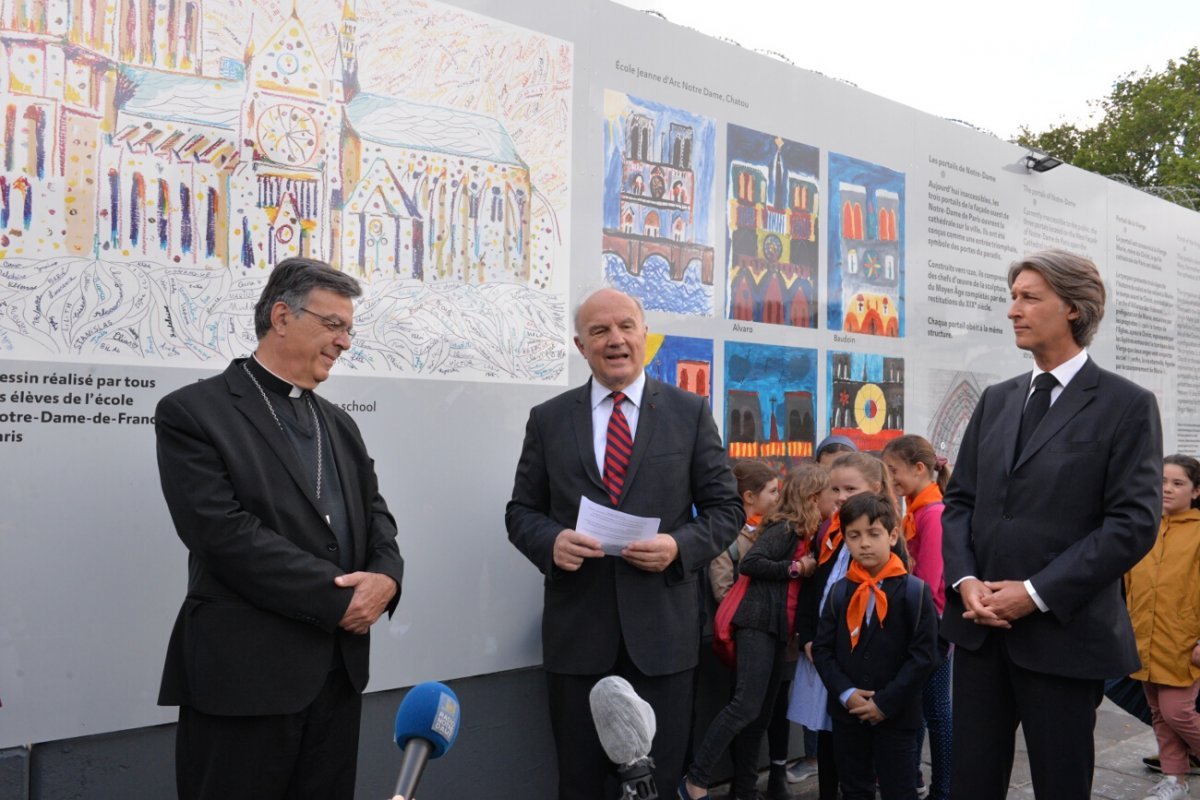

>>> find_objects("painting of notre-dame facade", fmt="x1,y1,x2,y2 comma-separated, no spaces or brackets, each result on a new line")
0,0,572,383
827,350,904,452
726,124,819,328
602,90,715,317
725,341,817,473
827,153,904,337
644,334,712,404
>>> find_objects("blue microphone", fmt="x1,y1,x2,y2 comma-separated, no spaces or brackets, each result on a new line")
393,681,461,798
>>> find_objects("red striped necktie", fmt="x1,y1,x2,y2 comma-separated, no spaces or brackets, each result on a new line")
603,392,633,505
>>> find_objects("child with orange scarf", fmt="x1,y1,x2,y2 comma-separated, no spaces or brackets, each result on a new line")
812,492,938,800
882,435,951,800
791,452,895,800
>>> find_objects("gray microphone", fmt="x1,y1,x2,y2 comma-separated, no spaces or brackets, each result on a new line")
589,676,658,799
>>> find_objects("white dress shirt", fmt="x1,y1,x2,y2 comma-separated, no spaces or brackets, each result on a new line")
1022,348,1088,612
956,349,1089,614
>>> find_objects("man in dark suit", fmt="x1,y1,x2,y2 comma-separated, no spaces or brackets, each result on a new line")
506,288,743,800
155,257,404,800
942,249,1162,799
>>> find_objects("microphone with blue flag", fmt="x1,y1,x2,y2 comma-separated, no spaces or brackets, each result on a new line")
392,681,461,799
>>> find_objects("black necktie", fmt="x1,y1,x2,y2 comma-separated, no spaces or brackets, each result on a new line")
1016,372,1058,456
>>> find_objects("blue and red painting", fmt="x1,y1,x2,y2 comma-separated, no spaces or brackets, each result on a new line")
827,153,905,337
726,124,819,328
826,350,905,452
602,90,715,316
725,341,818,471
645,334,713,403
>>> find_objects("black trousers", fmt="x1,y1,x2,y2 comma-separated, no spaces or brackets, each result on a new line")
175,662,362,800
950,631,1104,800
546,640,694,800
831,718,920,800
689,628,785,793
817,728,839,800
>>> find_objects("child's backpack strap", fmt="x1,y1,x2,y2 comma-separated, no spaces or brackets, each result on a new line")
830,577,852,616
727,539,744,580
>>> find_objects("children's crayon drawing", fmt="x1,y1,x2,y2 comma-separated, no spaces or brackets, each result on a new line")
0,0,573,383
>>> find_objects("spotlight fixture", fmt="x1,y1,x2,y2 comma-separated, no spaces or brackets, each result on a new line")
1022,152,1063,173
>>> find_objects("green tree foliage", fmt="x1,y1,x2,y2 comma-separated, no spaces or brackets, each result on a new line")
1016,48,1200,206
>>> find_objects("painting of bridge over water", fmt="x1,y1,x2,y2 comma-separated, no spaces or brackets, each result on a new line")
601,90,714,317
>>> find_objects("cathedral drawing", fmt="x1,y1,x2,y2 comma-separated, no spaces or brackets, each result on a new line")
826,153,905,337
601,91,715,316
837,182,900,336
724,342,818,473
828,351,904,452
0,0,534,283
726,127,819,328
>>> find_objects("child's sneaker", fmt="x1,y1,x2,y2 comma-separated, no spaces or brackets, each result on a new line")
786,759,819,783
1143,776,1189,800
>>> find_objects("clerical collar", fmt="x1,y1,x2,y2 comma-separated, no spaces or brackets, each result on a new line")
246,355,304,398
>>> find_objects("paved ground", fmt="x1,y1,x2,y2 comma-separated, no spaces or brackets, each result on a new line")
726,699,1166,799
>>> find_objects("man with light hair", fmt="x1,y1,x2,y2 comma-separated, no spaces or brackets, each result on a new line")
941,248,1162,799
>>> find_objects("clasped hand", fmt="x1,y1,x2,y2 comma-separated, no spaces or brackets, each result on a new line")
847,689,885,724
335,572,398,634
959,578,1036,628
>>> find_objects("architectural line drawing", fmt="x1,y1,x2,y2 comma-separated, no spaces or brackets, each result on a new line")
927,368,997,469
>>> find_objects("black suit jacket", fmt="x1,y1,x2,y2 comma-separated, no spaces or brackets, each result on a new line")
506,376,743,676
812,574,938,729
155,359,404,716
941,357,1161,678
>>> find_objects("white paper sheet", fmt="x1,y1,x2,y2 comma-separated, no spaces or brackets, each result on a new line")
575,496,661,556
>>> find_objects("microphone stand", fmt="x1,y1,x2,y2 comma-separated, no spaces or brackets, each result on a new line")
617,757,657,800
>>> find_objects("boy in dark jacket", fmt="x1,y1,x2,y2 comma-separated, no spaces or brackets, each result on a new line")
812,493,938,800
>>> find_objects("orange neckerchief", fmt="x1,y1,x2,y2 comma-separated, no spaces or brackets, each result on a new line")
817,512,842,566
745,513,763,529
902,483,943,541
845,552,907,650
